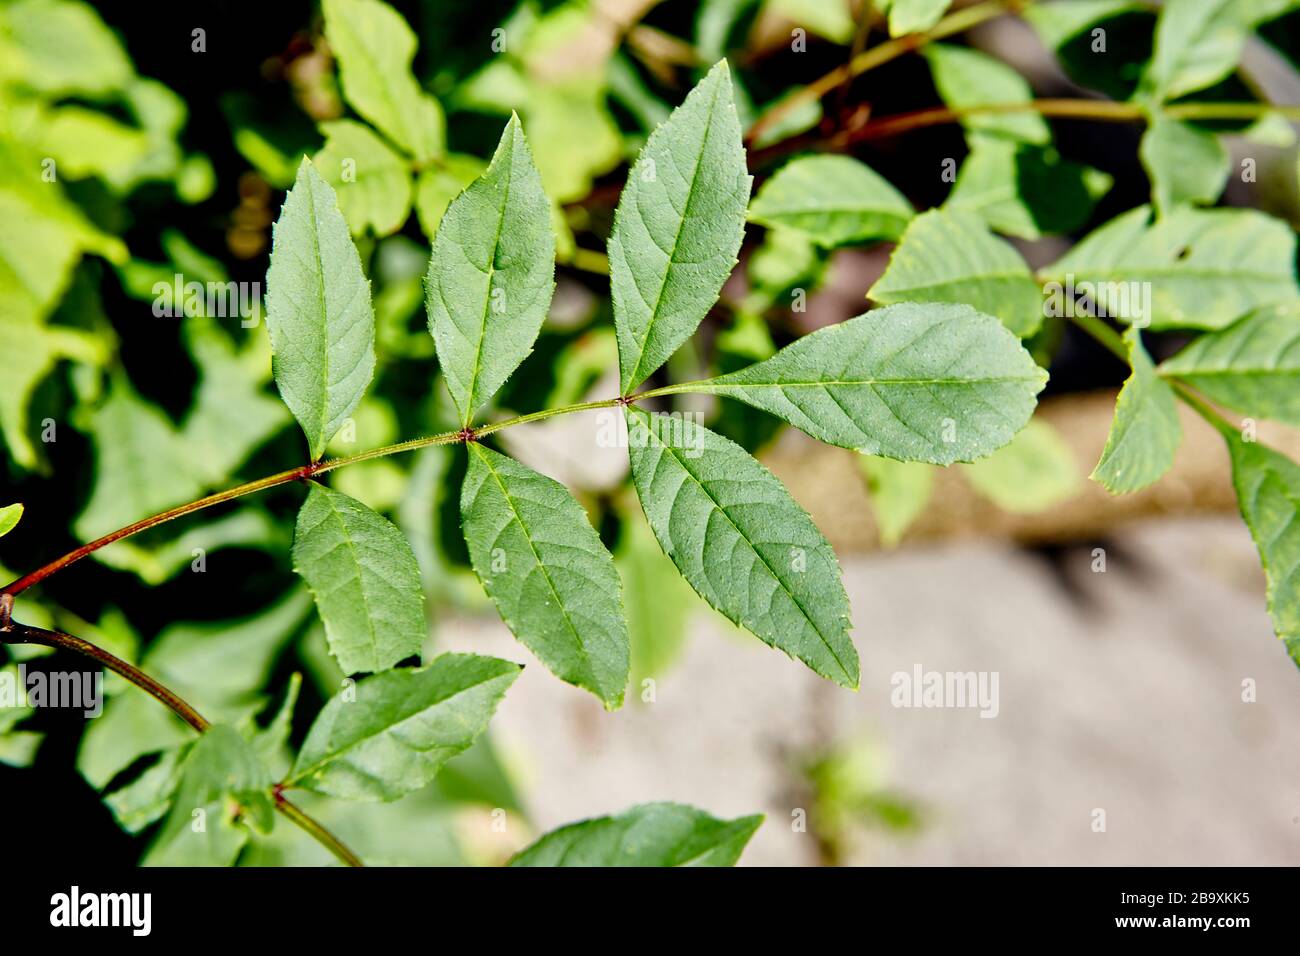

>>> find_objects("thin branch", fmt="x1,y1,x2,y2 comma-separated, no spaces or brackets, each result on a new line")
1,398,625,598
0,616,365,867
745,0,1024,145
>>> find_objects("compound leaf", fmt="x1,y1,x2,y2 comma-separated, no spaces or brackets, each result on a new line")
425,116,554,426
265,159,376,460
677,302,1046,464
510,801,762,866
287,653,520,801
1139,114,1229,216
625,407,858,687
292,483,425,675
610,61,751,392
460,443,629,708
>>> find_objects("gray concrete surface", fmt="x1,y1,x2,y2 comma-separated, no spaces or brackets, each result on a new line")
440,517,1300,866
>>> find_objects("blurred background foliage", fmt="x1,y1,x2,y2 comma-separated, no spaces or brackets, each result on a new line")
4,0,1300,864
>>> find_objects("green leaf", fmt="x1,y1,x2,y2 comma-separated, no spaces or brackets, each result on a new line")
876,0,953,36
74,376,204,541
1092,327,1182,493
615,506,698,685
610,61,752,392
30,105,152,182
286,653,521,801
265,158,376,460
103,747,187,834
142,725,274,867
0,503,22,539
771,0,855,41
860,456,934,547
424,116,554,426
314,119,413,236
962,419,1079,512
945,137,1112,239
868,209,1045,337
923,44,1049,145
413,154,484,238
1159,304,1300,425
1225,435,1300,665
1139,114,1229,216
510,801,762,866
1024,0,1138,53
1141,0,1287,101
293,483,426,675
461,444,629,707
748,155,913,248
625,407,858,687
678,302,1046,463
321,0,444,161
1044,205,1300,331
0,0,133,97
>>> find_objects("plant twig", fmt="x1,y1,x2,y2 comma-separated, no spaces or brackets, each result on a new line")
745,0,1023,145
0,616,365,867
1,398,624,598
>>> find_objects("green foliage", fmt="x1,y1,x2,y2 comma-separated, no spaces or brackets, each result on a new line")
963,420,1080,513
510,802,763,866
0,504,24,540
286,653,519,801
682,303,1046,463
1093,328,1182,494
609,61,751,392
626,406,858,688
860,457,934,547
869,210,1044,337
461,443,628,707
266,160,376,459
293,483,425,675
425,117,554,426
748,155,913,247
1159,305,1300,424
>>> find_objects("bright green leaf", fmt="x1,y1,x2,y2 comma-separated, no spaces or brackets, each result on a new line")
1044,205,1300,330
876,0,953,36
868,209,1044,337
413,154,484,238
0,0,133,97
1160,304,1300,425
142,725,274,867
1024,0,1138,53
321,0,445,161
962,419,1079,512
1139,114,1229,215
610,61,752,391
461,443,629,707
677,302,1046,463
748,154,913,247
425,117,554,426
265,158,376,460
1092,327,1182,493
860,456,934,547
923,44,1049,145
615,505,698,686
0,503,23,539
292,483,425,675
625,407,858,687
1141,0,1287,101
1225,435,1300,665
314,119,414,236
286,653,520,801
510,801,762,866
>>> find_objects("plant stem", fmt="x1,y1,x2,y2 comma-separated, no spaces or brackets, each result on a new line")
745,0,1025,145
1,399,623,598
1064,310,1129,364
0,617,366,866
274,794,365,868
